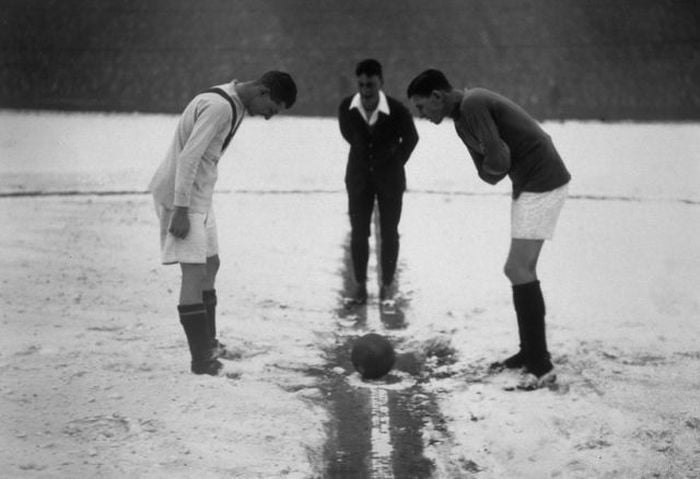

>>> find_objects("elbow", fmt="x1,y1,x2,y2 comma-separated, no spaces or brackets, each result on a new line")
479,171,505,185
481,176,501,186
482,163,508,177
405,132,419,153
410,128,419,145
482,154,510,177
405,140,418,157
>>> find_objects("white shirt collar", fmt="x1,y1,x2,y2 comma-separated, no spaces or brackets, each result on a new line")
349,91,390,125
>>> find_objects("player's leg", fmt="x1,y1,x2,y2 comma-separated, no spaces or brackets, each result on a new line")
178,262,221,375
504,238,543,286
348,187,375,303
160,206,222,375
203,255,219,292
202,253,239,360
376,189,403,300
199,207,229,355
202,254,220,344
499,186,568,388
500,238,547,372
180,262,208,305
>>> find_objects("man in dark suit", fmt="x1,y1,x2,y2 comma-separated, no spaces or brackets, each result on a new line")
338,59,419,304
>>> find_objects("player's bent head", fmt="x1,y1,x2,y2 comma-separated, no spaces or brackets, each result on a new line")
407,69,452,99
258,71,297,109
355,58,383,80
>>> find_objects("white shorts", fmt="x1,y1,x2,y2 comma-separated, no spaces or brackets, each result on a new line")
511,184,568,240
155,202,219,265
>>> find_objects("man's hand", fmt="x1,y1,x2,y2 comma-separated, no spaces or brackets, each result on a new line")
482,139,511,176
168,206,190,239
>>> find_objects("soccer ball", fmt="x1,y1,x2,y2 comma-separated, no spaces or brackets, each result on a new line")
351,333,395,380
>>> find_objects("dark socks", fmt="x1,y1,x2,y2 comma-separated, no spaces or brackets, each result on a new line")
178,303,221,375
202,289,217,342
512,280,553,377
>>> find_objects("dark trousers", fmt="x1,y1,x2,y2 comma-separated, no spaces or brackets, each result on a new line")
348,183,403,286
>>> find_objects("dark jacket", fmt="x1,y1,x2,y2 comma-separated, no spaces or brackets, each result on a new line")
338,94,418,194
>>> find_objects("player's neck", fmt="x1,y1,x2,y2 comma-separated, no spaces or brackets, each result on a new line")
447,90,464,119
234,81,257,108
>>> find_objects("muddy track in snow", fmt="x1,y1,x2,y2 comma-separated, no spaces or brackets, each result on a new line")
318,229,457,478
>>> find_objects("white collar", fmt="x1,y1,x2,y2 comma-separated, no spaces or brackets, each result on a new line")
349,91,390,125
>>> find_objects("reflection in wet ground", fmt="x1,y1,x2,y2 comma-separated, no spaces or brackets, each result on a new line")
320,232,448,478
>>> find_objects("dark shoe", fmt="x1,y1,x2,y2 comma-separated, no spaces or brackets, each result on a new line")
191,357,223,375
490,350,527,371
352,283,368,304
379,283,395,301
505,350,527,368
525,355,554,378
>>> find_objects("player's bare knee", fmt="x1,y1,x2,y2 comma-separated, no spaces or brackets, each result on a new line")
503,262,518,282
504,261,534,284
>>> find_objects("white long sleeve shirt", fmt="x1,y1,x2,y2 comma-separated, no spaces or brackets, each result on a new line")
149,81,245,212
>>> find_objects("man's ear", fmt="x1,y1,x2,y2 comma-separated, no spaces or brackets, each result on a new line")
258,85,271,98
431,90,444,101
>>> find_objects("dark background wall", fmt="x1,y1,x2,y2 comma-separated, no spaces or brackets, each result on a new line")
1,0,698,119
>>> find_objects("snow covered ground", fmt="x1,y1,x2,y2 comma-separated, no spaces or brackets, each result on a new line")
1,111,699,478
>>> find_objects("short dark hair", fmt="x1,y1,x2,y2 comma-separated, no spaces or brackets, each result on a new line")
355,58,383,79
259,71,297,108
406,69,452,98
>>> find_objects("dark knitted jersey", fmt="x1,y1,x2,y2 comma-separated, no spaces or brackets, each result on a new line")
454,88,570,198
